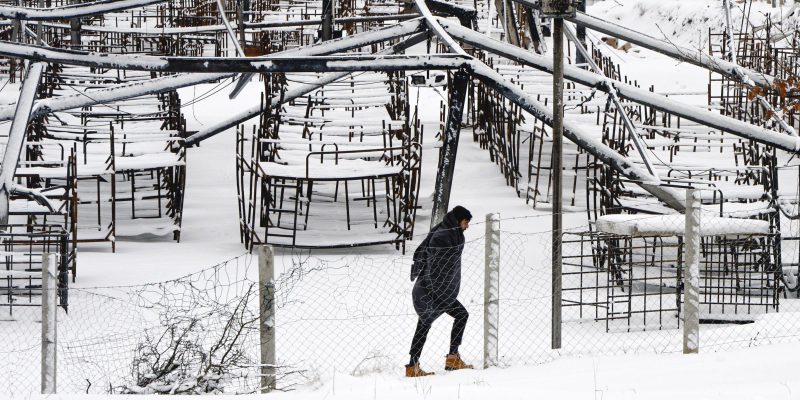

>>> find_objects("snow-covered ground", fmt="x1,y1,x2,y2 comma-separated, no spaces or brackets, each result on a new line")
31,340,800,399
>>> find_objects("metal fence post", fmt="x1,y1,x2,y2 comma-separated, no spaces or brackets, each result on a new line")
258,245,276,392
684,189,700,354
484,213,500,368
41,253,56,394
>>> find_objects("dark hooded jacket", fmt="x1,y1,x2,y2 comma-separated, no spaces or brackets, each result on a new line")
411,210,465,318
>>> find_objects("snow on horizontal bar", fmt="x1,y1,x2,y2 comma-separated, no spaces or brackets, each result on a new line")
439,19,800,153
596,214,770,237
259,160,403,180
0,0,167,20
567,11,774,88
0,73,232,121
0,45,459,73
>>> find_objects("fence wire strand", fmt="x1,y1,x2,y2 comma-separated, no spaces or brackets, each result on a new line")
3,213,800,396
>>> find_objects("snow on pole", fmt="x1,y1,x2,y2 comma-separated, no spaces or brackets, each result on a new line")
563,10,774,89
439,20,800,153
721,0,795,137
468,61,687,211
412,0,468,56
187,71,352,147
683,189,700,354
722,0,736,63
215,0,244,56
0,0,167,20
484,213,500,368
0,61,44,225
257,245,276,392
186,32,430,147
214,0,252,99
41,253,57,394
0,72,234,121
430,70,469,228
563,22,660,181
0,41,471,72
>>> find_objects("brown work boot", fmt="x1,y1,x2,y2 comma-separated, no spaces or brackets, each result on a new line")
444,353,474,371
405,363,435,378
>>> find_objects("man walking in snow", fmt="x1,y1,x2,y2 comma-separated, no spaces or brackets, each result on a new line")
406,205,474,377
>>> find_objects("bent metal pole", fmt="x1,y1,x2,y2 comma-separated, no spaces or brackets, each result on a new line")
0,62,45,224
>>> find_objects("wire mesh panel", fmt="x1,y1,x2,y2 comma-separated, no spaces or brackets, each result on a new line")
2,215,800,397
0,224,70,312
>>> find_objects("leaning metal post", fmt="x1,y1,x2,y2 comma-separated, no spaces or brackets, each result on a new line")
322,0,334,41
0,61,44,225
431,70,470,228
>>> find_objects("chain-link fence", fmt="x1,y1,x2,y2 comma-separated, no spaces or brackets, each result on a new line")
4,208,800,397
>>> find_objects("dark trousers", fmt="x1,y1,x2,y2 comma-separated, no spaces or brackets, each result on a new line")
408,300,469,365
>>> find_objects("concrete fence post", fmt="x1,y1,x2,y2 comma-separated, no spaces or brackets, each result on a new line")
41,253,57,394
258,245,276,392
684,189,700,354
484,213,500,368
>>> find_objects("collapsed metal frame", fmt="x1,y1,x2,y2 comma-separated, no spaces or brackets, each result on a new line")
0,1,797,230
236,68,421,250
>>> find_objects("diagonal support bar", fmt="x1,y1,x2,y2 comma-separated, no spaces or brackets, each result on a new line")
413,0,467,55
563,22,660,180
0,0,167,20
185,32,431,147
0,73,235,121
438,19,800,153
0,46,470,72
467,61,686,210
564,10,774,89
0,61,45,224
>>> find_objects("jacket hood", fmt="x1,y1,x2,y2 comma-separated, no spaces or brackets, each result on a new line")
440,211,460,231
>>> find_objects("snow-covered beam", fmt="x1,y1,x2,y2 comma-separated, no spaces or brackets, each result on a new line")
0,62,48,224
0,18,425,68
29,13,420,34
272,19,424,57
228,17,423,98
468,61,686,210
413,0,467,55
563,22,659,180
0,20,425,121
431,70,470,227
439,20,800,153
0,0,167,20
0,44,471,72
185,32,432,146
185,71,354,147
426,0,476,29
564,11,774,89
0,72,234,121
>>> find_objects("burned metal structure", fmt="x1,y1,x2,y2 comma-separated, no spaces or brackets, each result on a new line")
0,0,795,326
